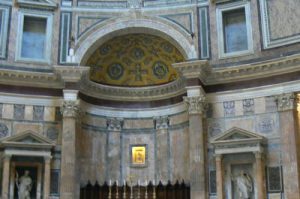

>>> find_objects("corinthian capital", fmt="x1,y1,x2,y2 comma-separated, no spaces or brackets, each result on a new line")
107,117,124,131
276,93,296,111
61,100,80,117
183,96,207,115
154,116,169,130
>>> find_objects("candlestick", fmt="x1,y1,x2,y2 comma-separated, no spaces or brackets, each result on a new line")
123,180,126,199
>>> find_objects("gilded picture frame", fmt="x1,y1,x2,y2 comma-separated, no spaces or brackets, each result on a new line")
130,144,148,168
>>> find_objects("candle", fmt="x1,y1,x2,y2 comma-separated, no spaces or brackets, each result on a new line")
116,180,118,186
138,179,140,186
124,179,126,186
145,179,148,186
153,179,155,185
109,179,112,186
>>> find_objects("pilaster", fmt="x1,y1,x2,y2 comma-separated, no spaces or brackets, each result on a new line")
184,86,207,199
106,117,123,182
154,116,170,183
276,93,300,199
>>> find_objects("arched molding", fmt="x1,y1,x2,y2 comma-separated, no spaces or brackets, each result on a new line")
75,16,197,64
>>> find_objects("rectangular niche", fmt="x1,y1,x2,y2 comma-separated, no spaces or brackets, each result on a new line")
216,1,253,58
130,144,148,168
16,10,53,63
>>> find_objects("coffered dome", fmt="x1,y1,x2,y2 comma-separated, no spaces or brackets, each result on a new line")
86,34,184,87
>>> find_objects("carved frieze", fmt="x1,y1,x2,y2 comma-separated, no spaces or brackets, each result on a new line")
154,116,169,130
276,93,295,111
127,0,143,8
183,96,207,115
61,100,80,118
106,117,124,131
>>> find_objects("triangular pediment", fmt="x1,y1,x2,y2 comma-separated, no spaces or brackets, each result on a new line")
0,130,54,149
17,0,57,9
211,127,265,144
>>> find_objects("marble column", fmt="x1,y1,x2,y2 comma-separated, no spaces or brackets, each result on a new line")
215,155,224,199
154,116,169,183
254,152,266,199
43,156,52,199
276,93,300,199
60,90,80,199
1,154,11,199
184,86,207,199
106,117,123,182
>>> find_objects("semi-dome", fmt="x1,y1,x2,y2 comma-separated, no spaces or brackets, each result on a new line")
86,34,184,87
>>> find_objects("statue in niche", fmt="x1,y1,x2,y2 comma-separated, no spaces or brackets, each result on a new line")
16,170,32,199
233,170,253,199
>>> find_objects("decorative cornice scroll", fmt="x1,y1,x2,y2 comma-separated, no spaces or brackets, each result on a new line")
183,96,207,115
61,100,80,117
154,116,169,130
276,93,296,111
106,117,124,131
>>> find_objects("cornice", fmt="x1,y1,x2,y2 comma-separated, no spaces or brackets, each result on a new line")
0,68,63,88
207,53,300,84
79,72,186,101
172,60,210,82
53,66,90,83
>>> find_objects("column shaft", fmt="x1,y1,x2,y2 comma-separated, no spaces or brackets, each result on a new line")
60,98,79,199
189,114,206,199
43,157,51,199
255,153,266,199
215,155,224,199
1,155,11,199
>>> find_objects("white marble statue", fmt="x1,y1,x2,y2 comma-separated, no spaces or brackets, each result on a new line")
16,170,32,199
235,170,253,199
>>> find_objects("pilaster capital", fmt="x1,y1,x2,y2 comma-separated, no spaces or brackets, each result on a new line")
154,116,169,130
276,93,296,111
61,100,80,118
44,156,52,163
2,154,11,161
106,117,124,131
183,96,207,115
215,154,223,162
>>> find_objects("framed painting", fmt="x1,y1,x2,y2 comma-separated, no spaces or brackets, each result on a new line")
130,144,148,167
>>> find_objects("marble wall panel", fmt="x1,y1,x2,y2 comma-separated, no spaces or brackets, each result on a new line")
44,106,56,122
123,119,154,129
0,119,12,138
255,113,279,137
2,104,13,119
121,133,155,183
82,114,107,127
43,123,61,143
169,112,188,125
13,122,43,134
267,0,300,40
170,128,189,183
24,105,33,121
225,117,255,132
207,118,225,139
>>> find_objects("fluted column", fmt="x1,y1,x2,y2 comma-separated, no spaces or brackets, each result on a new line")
184,86,207,199
43,156,52,199
106,117,123,182
1,154,11,199
215,155,224,199
254,152,266,199
276,93,300,198
60,90,80,199
154,116,169,183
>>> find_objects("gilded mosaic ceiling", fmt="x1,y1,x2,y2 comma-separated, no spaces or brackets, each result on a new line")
86,34,184,87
